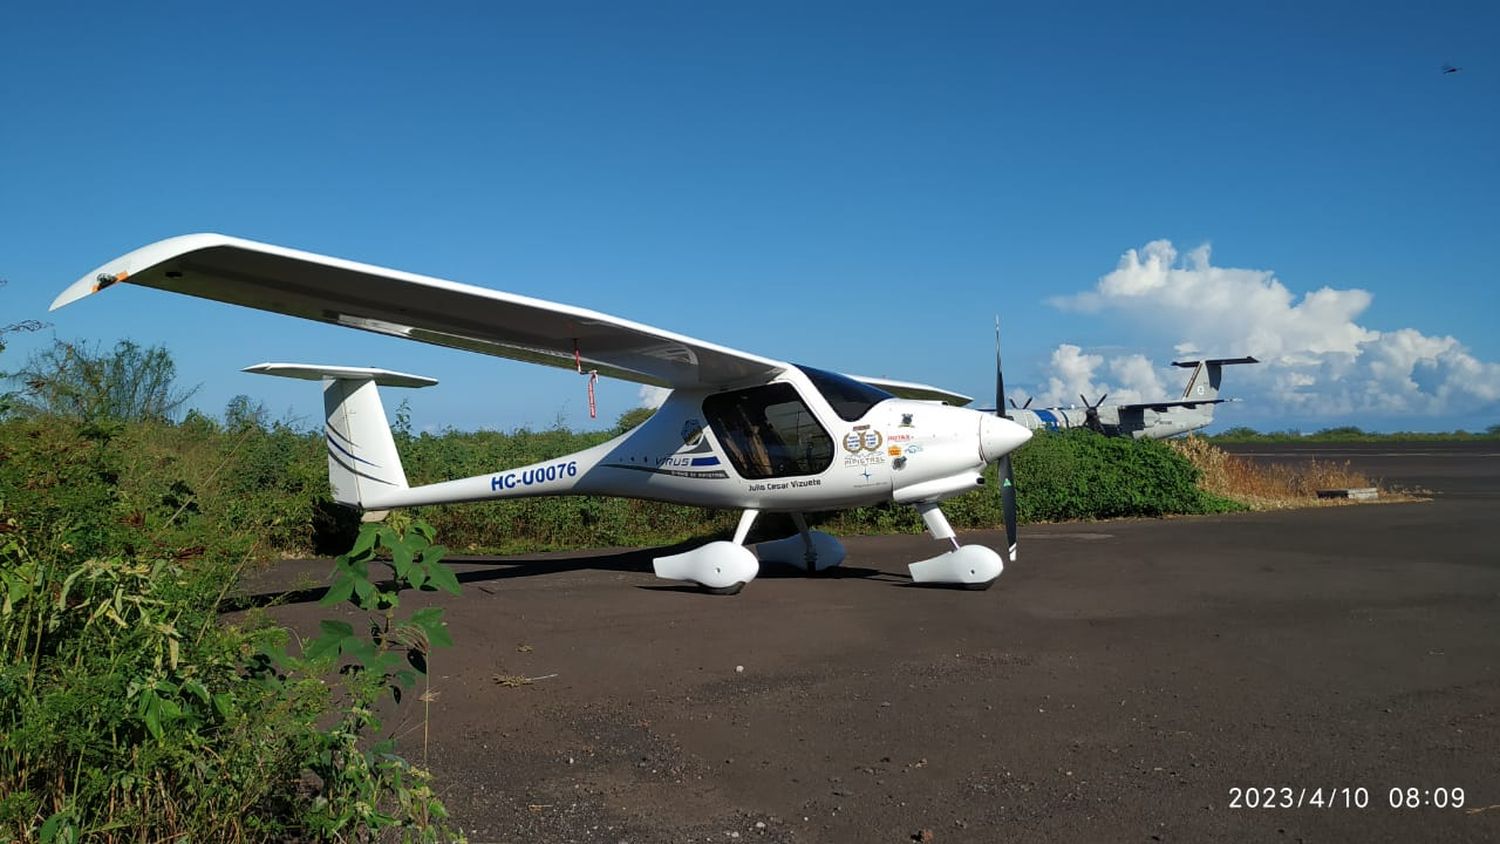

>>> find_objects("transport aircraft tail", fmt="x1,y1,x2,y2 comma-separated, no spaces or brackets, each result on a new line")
244,363,436,516
1171,356,1258,402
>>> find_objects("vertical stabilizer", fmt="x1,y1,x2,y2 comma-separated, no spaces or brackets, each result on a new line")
1171,356,1258,402
243,363,437,512
323,377,407,506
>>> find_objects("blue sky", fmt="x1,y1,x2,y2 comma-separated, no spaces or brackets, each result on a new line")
3,2,1495,433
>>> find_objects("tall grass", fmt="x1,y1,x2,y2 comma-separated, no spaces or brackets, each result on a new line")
1170,435,1376,509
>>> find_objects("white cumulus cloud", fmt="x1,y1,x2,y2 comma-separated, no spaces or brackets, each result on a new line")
638,384,672,409
1035,241,1500,421
1027,346,1170,407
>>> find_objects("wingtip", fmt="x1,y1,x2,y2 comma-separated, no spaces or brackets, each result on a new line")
51,232,234,312
50,276,104,311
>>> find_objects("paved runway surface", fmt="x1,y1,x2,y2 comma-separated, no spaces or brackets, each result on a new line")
262,442,1499,842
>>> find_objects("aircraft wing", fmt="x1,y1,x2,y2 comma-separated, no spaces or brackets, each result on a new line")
1116,399,1228,412
51,233,788,390
849,375,973,406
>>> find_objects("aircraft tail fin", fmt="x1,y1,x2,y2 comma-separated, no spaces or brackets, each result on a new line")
1170,356,1258,402
244,363,437,514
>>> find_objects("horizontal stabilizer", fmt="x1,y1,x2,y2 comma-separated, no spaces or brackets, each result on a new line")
244,362,437,388
1170,356,1259,368
1172,356,1257,401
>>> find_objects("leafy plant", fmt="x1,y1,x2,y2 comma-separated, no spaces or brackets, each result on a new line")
300,515,461,841
0,409,465,841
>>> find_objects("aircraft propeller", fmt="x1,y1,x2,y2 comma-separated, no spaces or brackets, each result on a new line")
1079,393,1109,434
995,319,1019,562
1007,396,1033,410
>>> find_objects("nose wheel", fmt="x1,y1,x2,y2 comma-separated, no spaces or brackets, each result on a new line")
906,503,1005,588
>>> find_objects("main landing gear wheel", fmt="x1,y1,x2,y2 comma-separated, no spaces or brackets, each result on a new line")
652,540,760,593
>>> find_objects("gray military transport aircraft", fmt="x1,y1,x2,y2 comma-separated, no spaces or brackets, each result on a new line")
1005,356,1258,439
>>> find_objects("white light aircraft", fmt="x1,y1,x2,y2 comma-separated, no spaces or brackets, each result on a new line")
53,234,1032,593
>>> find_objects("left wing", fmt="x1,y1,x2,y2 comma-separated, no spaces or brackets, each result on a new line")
850,375,972,406
52,233,787,390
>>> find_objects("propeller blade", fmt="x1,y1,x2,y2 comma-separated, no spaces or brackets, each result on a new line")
994,317,1007,420
1000,453,1018,562
1008,397,1018,409
995,316,1018,561
1022,397,1033,409
1097,393,1108,407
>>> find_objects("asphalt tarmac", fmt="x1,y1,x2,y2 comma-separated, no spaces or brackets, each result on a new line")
262,442,1499,842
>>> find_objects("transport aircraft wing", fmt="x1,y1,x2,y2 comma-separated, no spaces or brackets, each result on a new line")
51,233,788,390
1113,398,1229,412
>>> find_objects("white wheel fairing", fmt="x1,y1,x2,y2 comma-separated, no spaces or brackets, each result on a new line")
908,545,1004,586
653,541,760,590
753,530,847,571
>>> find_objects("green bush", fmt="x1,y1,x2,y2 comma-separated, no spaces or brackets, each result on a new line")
0,416,460,842
823,429,1242,534
1011,429,1242,521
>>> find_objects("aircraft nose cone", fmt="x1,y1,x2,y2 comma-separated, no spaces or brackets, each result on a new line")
980,414,1032,463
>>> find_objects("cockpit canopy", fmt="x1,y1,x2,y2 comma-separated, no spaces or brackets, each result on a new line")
700,365,895,480
794,365,894,422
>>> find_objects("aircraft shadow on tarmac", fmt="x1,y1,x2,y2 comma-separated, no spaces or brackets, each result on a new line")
231,538,897,609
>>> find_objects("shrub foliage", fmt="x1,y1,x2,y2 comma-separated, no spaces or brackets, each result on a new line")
0,415,461,842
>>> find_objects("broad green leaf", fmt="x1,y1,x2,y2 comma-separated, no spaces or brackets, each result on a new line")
319,619,355,638
423,562,462,596
391,543,414,579
411,607,454,648
183,678,210,704
377,525,400,552
39,810,76,844
352,576,376,609
348,524,380,560
142,696,163,740
341,637,379,667
320,576,355,607
305,620,353,662
407,565,428,591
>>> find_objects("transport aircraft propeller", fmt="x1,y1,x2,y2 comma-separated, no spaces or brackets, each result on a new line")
1079,393,1110,434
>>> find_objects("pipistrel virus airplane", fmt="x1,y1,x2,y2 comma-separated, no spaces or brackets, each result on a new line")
52,234,1032,593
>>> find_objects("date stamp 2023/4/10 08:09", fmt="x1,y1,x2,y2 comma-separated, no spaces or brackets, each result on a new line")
1230,786,1475,810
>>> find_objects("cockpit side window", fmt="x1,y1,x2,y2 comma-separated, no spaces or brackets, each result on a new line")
702,383,833,480
795,364,894,422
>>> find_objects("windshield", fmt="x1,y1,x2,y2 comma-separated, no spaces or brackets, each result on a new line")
795,365,894,422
